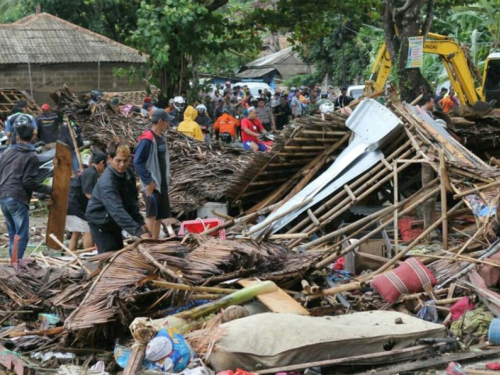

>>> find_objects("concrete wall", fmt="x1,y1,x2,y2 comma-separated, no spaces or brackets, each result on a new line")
0,62,146,104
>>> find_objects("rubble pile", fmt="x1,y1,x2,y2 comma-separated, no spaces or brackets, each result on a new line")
4,86,500,373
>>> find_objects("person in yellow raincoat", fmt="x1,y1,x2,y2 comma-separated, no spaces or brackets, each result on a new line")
177,105,204,141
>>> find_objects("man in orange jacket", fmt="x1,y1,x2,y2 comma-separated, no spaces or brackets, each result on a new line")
214,108,240,143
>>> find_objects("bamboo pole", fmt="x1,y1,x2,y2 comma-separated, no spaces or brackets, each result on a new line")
286,140,414,237
49,233,91,274
293,152,421,248
67,121,83,172
393,159,399,253
245,198,313,236
314,183,440,268
439,150,448,250
151,280,234,294
302,205,393,249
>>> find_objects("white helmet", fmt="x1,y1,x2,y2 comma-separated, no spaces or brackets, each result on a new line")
196,104,207,113
173,96,185,111
319,102,335,114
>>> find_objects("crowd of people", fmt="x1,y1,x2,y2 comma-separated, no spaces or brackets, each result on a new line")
138,82,354,152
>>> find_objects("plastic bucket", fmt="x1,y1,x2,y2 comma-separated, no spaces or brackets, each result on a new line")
488,318,500,345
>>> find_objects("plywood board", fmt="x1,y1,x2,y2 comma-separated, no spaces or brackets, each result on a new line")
238,279,309,315
46,141,72,250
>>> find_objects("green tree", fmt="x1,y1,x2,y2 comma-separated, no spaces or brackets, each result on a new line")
0,0,23,23
129,0,261,101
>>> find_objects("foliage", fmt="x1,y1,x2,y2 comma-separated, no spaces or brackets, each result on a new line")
282,74,319,90
0,0,23,23
129,0,261,101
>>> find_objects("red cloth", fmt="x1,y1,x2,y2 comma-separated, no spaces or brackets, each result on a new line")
241,118,264,144
450,297,474,321
398,217,423,241
371,258,436,303
487,363,500,370
334,257,345,270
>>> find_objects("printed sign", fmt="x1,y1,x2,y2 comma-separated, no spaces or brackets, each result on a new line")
406,36,424,68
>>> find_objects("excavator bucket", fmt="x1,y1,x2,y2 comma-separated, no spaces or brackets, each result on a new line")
455,100,497,118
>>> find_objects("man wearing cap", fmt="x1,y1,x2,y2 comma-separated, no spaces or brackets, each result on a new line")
256,97,276,131
241,107,268,152
134,109,173,239
66,151,107,251
5,100,38,146
37,104,62,147
86,141,149,253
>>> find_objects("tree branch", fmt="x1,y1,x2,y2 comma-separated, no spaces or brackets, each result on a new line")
421,0,435,37
205,0,229,12
394,0,419,17
384,2,398,62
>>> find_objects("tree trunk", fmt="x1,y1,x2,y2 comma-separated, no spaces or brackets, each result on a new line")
385,0,435,102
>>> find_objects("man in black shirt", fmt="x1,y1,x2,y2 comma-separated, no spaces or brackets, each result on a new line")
0,125,52,260
274,95,292,130
86,142,149,253
335,87,354,109
66,151,107,251
37,104,62,146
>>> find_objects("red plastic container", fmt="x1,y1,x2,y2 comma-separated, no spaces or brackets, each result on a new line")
178,218,226,239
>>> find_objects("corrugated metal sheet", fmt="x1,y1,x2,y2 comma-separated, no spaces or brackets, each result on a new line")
235,67,276,78
0,13,147,64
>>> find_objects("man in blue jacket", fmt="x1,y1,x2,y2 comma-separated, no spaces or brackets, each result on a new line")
86,141,149,253
134,110,173,239
0,125,52,260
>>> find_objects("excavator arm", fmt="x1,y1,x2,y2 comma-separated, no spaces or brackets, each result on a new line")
367,33,494,115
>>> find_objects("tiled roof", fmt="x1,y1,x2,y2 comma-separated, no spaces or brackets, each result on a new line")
0,13,147,64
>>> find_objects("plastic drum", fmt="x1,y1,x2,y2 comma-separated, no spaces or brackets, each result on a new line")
488,318,500,345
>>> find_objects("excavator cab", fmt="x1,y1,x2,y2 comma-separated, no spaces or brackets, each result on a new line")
481,53,500,108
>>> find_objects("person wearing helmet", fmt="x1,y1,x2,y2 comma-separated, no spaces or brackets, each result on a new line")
5,100,38,146
241,107,267,152
195,104,213,143
214,108,240,144
171,96,185,127
274,95,292,130
178,106,204,141
36,104,62,146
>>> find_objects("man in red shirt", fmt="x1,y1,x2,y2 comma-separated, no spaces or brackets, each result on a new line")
241,106,267,152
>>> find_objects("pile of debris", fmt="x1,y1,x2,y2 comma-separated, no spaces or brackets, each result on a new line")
5,85,500,374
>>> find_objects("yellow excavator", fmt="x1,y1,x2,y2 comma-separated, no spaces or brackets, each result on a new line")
367,32,499,116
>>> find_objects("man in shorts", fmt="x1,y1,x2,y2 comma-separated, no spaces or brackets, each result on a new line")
134,109,173,239
66,151,107,251
241,106,268,152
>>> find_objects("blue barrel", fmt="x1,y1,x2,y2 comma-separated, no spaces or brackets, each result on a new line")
488,318,500,344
